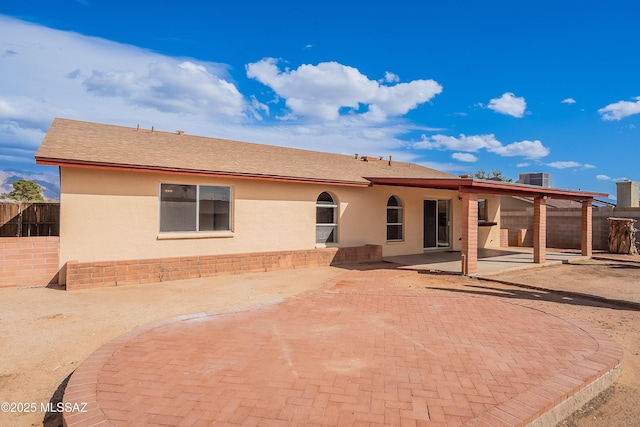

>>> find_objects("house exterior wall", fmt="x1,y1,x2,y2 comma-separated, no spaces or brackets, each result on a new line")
352,185,463,257
477,194,501,248
59,167,464,270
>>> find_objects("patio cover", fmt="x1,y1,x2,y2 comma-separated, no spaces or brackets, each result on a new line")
366,177,608,274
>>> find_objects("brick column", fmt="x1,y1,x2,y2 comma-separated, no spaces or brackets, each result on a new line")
461,191,478,275
533,196,547,264
581,199,593,257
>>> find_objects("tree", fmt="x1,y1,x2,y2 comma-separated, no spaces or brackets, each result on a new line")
474,169,512,182
6,179,44,202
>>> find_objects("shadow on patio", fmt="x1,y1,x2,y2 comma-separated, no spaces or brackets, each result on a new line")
383,247,587,276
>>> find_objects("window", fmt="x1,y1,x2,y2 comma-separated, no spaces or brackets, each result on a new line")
386,195,403,241
478,199,488,222
316,192,337,243
160,184,231,232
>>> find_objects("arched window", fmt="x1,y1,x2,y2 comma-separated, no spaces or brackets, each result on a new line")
316,192,338,243
387,195,403,241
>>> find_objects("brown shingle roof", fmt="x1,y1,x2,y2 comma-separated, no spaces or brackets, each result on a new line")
36,118,457,185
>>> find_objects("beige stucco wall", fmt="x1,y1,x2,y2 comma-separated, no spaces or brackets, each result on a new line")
59,167,470,266
477,194,502,248
332,185,463,257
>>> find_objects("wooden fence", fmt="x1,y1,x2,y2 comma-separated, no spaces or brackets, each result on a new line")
0,202,60,237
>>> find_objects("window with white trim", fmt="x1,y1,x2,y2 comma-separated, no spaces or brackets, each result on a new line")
160,183,231,232
316,192,337,243
386,195,404,241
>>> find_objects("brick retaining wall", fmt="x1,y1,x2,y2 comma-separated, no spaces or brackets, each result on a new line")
0,236,59,288
65,245,383,290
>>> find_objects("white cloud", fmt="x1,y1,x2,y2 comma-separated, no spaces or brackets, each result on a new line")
517,162,530,167
491,140,549,159
598,96,640,121
487,92,527,118
83,61,245,116
415,134,549,159
547,161,580,169
248,95,269,121
0,96,62,133
0,95,75,151
583,164,596,169
246,58,442,121
561,98,576,104
596,174,611,180
415,134,501,152
416,160,470,173
451,152,478,162
382,71,400,83
547,161,589,169
0,15,251,161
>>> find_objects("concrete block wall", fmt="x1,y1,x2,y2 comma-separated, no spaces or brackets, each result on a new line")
65,245,383,290
0,236,59,287
501,209,533,246
501,207,640,250
545,209,584,248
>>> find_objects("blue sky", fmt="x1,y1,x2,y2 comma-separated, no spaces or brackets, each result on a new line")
1,0,639,197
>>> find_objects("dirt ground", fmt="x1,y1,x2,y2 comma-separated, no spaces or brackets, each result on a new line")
0,258,638,427
465,258,640,427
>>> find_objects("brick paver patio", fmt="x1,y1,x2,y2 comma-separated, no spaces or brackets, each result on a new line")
63,268,622,426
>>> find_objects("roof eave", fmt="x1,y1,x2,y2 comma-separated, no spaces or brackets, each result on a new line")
364,177,608,200
36,158,371,187
466,180,607,200
364,177,470,190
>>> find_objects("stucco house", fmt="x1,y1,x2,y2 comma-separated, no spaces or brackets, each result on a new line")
35,118,605,289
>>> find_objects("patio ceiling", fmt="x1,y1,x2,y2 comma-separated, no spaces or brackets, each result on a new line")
365,177,608,201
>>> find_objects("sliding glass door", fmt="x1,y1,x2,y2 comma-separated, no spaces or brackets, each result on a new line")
423,199,450,249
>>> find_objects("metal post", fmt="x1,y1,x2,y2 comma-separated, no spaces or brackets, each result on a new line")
461,253,467,275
